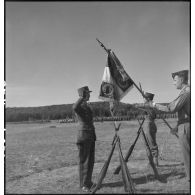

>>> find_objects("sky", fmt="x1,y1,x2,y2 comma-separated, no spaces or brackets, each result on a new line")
5,1,190,107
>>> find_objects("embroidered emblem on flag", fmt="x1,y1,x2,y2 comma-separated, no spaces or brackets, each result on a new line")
99,51,134,101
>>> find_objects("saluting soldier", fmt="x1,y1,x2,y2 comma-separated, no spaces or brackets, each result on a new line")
147,70,190,182
136,92,159,166
73,86,96,192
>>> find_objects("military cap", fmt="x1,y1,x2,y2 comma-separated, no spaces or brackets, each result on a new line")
78,86,92,96
172,70,188,80
144,92,154,101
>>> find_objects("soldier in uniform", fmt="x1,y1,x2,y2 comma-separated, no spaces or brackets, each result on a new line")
136,92,159,166
73,86,96,192
147,70,190,181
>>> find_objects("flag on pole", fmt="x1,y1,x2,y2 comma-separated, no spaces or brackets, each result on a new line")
99,51,134,101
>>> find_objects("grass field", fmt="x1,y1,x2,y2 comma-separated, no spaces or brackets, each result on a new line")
6,119,190,194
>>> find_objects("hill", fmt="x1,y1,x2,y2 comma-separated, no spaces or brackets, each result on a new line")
6,102,174,122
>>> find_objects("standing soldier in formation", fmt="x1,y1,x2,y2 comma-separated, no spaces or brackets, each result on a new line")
147,70,190,182
136,92,159,166
73,86,96,192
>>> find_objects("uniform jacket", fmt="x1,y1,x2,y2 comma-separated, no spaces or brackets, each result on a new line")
135,104,157,132
155,85,190,125
73,97,96,143
144,108,157,132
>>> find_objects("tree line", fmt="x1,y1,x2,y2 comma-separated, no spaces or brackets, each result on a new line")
6,101,176,122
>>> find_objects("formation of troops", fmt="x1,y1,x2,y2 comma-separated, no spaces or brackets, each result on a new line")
73,69,190,192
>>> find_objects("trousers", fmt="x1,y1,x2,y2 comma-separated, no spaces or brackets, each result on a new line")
77,141,95,188
145,122,158,158
179,122,190,181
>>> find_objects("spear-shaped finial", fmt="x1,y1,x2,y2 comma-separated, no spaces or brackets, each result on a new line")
96,38,111,54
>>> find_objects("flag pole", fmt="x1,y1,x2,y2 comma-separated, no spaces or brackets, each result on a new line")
96,38,149,100
96,39,177,133
96,38,111,54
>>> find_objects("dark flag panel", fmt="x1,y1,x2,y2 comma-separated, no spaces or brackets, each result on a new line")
99,51,134,101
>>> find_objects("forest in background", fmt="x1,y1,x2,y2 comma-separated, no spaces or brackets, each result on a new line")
6,101,176,122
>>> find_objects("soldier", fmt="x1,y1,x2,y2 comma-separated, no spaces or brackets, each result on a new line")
147,70,190,182
136,92,159,166
73,86,96,192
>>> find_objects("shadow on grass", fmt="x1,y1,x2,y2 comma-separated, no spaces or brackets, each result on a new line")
101,181,123,188
100,168,186,188
133,169,186,185
138,188,164,193
96,182,165,194
157,162,183,168
138,188,190,194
